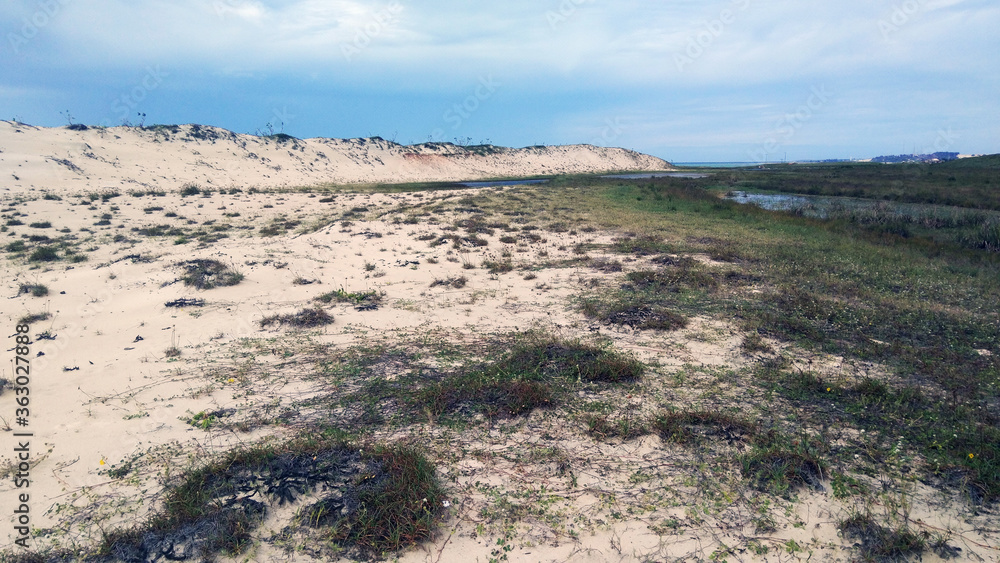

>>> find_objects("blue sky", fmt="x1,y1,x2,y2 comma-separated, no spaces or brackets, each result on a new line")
2,0,998,162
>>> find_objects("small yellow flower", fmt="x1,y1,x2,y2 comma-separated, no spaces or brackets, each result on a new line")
826,387,831,392
99,459,105,465
969,453,975,459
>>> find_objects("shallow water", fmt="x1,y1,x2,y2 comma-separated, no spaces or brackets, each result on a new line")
602,172,710,179
725,191,816,212
458,179,549,187
724,191,1000,222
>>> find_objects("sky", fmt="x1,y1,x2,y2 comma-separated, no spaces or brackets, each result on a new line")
2,0,998,162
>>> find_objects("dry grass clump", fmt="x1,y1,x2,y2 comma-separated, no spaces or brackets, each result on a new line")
180,259,244,289
430,276,467,289
260,308,334,328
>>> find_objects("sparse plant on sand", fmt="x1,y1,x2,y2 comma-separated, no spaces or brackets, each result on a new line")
180,259,244,289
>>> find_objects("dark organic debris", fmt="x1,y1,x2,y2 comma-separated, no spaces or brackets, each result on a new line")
606,305,687,331
260,308,334,329
165,298,206,308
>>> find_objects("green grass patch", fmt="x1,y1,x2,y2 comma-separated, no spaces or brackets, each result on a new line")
413,334,643,420
315,288,384,309
18,283,49,297
592,173,1000,501
28,246,60,262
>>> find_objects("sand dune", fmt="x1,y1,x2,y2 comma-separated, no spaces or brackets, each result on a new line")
0,121,673,192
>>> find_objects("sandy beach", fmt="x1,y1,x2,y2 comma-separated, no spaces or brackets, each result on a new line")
1,124,997,562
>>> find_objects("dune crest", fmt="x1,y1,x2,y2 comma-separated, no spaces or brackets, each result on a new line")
0,121,673,191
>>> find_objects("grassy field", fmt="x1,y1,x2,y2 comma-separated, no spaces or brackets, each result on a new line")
575,170,1000,501
5,159,998,562
701,155,1000,210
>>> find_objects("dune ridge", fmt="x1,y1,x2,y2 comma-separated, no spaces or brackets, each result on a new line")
0,121,673,192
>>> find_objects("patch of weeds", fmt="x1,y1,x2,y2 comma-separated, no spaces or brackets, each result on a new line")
600,304,688,331
838,512,927,562
134,224,186,237
28,246,60,262
180,184,201,197
740,332,773,354
165,347,182,358
625,266,719,292
482,259,513,274
305,443,447,556
830,471,870,499
315,288,385,310
29,221,52,228
757,363,1000,502
413,334,643,420
5,240,26,253
590,257,623,272
185,409,232,430
260,308,334,328
652,410,762,445
18,312,51,325
180,259,244,289
430,276,467,289
739,435,828,496
260,217,301,237
611,235,673,256
18,283,49,297
582,413,649,440
455,216,495,236
32,432,445,561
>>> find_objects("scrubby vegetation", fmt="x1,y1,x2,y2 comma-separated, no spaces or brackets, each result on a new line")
260,307,334,328
179,259,243,289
